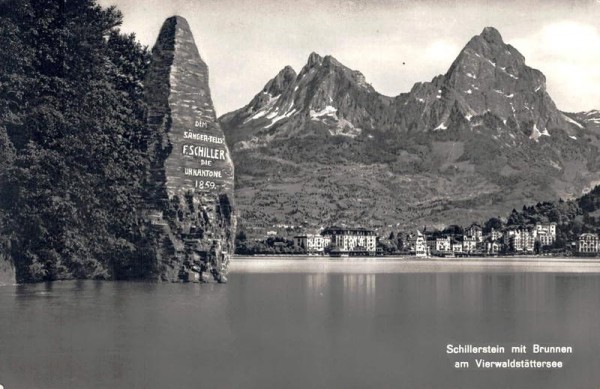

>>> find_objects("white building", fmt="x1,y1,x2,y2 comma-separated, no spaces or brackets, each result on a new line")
321,226,377,255
490,228,503,242
577,233,599,255
504,229,535,252
534,223,557,246
451,238,463,253
407,231,428,257
462,236,478,253
293,234,331,254
435,236,451,252
485,240,500,254
465,224,483,242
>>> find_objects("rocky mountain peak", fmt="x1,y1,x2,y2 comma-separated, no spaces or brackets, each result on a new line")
480,26,504,45
322,55,341,67
220,51,387,146
298,53,369,85
305,53,376,95
263,65,296,96
307,52,324,67
304,52,349,69
448,27,525,79
220,26,600,235
421,26,570,138
224,26,577,148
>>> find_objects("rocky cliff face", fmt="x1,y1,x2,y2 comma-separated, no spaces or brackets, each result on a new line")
220,27,600,232
393,27,571,138
221,52,392,146
144,16,235,282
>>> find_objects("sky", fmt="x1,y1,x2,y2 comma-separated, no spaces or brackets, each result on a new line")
98,0,600,116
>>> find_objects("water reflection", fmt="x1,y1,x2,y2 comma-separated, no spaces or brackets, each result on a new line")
2,271,600,388
306,272,327,293
304,273,377,313
342,273,376,312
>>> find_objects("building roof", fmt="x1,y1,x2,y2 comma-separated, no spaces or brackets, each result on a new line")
293,234,325,239
321,226,376,235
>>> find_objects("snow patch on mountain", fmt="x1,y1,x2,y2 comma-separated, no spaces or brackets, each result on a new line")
265,108,297,129
248,110,267,121
434,122,448,131
244,92,281,123
310,105,338,120
585,110,599,117
562,114,583,129
266,109,280,119
529,123,550,142
510,102,520,129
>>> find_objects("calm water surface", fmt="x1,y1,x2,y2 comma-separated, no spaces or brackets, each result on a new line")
1,258,600,388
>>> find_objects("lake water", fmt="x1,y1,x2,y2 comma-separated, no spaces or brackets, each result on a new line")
1,258,600,388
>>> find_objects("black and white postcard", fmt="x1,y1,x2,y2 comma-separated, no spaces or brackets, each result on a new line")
1,0,600,388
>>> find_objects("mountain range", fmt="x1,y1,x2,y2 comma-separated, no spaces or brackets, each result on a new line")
219,27,600,234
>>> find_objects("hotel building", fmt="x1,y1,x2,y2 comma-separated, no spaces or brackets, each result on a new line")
321,226,377,256
577,233,599,255
293,234,331,254
534,223,557,246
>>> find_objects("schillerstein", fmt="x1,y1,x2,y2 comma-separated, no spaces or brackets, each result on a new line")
143,16,236,283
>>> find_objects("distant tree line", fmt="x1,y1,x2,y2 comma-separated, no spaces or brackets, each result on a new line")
491,188,600,249
391,187,600,252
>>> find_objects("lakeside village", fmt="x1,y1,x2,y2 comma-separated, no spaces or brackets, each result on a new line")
235,186,600,258
236,223,600,258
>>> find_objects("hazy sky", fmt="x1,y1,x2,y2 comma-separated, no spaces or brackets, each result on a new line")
98,0,600,116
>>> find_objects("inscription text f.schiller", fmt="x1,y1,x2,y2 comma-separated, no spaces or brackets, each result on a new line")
181,119,228,191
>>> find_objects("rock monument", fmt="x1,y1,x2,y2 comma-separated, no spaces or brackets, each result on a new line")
144,16,235,283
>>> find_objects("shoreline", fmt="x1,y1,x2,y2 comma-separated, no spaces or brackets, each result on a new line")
231,255,600,273
233,254,600,263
